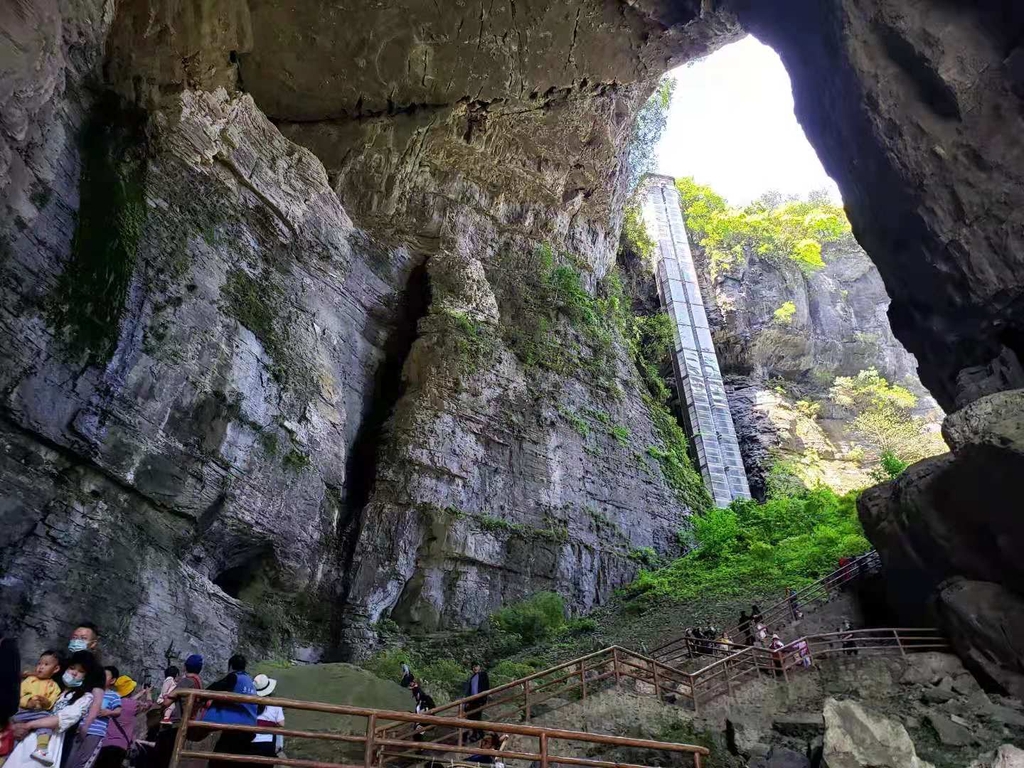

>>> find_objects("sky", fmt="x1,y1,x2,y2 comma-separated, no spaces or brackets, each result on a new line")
656,36,841,206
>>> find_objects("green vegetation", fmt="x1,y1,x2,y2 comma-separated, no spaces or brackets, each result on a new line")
47,98,148,363
675,177,852,276
871,449,910,483
619,203,657,264
773,300,797,325
489,244,619,391
424,308,499,374
221,267,299,389
645,403,713,514
610,424,630,446
625,77,676,193
558,406,591,437
624,485,870,602
475,514,569,544
829,367,947,466
283,448,311,472
492,591,567,645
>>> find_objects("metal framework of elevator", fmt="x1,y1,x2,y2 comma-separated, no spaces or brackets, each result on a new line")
642,174,751,507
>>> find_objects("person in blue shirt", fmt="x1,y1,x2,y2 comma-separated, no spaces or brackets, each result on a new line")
64,666,122,768
203,655,258,768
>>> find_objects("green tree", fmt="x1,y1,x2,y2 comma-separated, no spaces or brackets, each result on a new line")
829,368,947,466
624,78,676,193
674,177,852,275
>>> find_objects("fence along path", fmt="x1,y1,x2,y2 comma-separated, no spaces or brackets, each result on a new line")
168,628,945,768
167,687,711,768
651,550,883,667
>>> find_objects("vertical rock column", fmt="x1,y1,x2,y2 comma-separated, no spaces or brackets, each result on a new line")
643,174,750,507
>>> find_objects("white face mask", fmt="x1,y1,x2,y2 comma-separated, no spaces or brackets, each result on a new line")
62,670,84,688
68,639,89,653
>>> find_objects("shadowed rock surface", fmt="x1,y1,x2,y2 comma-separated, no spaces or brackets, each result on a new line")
2,0,1024,677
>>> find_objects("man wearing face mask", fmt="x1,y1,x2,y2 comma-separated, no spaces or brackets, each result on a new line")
59,623,106,752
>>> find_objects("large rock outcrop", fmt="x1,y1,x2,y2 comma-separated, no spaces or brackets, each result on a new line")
736,0,1024,411
3,0,1024,676
0,0,732,671
689,236,944,497
860,390,1024,697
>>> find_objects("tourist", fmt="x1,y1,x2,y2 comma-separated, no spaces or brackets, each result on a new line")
400,663,414,689
463,663,490,742
156,668,179,727
203,655,257,768
62,624,105,750
63,666,123,768
716,631,732,654
95,675,154,768
250,675,283,761
1,629,21,760
466,734,507,765
9,651,62,764
750,604,763,626
840,621,858,656
754,620,768,646
768,632,786,676
153,654,203,768
786,588,803,621
410,681,435,714
7,652,104,768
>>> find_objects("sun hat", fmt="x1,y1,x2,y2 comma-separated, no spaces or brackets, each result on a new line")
114,675,137,697
253,674,277,697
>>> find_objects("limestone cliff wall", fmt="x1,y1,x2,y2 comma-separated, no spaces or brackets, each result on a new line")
0,0,729,673
689,240,944,498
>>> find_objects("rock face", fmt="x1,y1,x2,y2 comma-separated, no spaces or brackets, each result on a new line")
0,0,731,671
2,0,1024,677
690,237,944,498
736,0,1024,411
860,390,1024,697
822,697,934,768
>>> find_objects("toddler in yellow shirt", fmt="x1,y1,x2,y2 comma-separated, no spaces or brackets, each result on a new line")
13,651,62,764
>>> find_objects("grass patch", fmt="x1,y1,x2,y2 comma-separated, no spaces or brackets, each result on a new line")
623,485,870,602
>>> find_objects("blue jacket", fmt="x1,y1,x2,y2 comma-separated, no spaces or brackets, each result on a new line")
202,671,257,725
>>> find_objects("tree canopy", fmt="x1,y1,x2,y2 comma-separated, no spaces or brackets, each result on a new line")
675,177,853,275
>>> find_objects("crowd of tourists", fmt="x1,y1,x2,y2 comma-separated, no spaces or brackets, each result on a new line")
0,624,284,768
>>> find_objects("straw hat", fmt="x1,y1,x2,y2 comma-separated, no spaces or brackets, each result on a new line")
253,674,277,697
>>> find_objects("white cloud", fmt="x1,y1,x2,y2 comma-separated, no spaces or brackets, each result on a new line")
656,36,841,206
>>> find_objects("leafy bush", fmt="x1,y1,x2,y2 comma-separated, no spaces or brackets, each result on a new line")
870,449,909,483
492,592,567,645
829,367,947,465
623,485,870,602
773,301,797,325
675,177,852,275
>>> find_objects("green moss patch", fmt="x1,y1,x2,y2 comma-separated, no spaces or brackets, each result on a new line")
47,95,148,363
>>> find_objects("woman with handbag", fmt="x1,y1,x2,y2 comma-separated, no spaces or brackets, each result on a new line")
95,676,156,768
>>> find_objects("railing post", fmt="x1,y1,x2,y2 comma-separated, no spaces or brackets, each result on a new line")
457,702,465,748
540,732,549,768
364,713,377,768
693,752,703,768
169,693,195,768
525,678,532,720
580,659,587,700
895,629,906,657
650,659,663,701
691,673,700,717
612,648,621,685
725,657,733,698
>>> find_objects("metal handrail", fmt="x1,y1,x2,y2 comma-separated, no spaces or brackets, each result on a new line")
684,626,947,714
168,687,711,768
652,550,881,662
376,646,691,750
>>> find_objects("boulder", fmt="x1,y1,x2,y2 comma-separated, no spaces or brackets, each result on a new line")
900,653,967,686
920,687,957,704
984,705,1024,729
968,744,1024,768
926,711,974,747
860,390,1024,697
822,698,934,768
728,715,770,757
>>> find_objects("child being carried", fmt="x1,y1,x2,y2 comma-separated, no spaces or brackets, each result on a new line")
12,651,62,766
